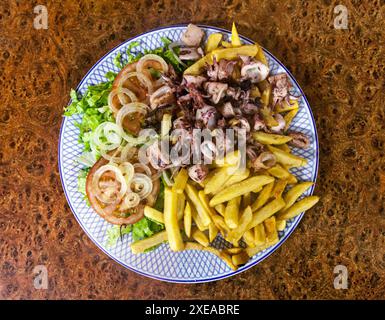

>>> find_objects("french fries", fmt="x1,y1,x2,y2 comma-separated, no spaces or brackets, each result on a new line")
131,230,168,254
205,33,223,53
231,22,242,47
177,192,186,221
277,196,320,220
264,216,279,244
271,179,288,199
267,145,307,168
284,108,299,131
220,168,250,190
172,168,189,194
183,54,212,75
268,164,293,180
254,223,266,246
214,150,240,167
204,166,234,195
261,88,272,109
209,175,274,207
184,45,258,75
243,229,256,248
209,223,219,242
204,246,237,270
276,219,286,231
198,190,217,218
225,247,243,255
281,182,314,211
276,143,291,153
185,183,211,226
225,196,241,229
144,206,164,224
221,41,232,48
184,242,236,270
232,251,249,266
275,99,299,113
252,132,292,145
191,227,210,247
211,214,230,235
245,218,279,257
251,181,274,211
214,203,226,216
227,206,253,243
242,192,251,208
184,202,192,237
191,203,208,231
164,188,184,251
248,197,286,230
260,106,278,126
255,41,268,65
211,45,259,61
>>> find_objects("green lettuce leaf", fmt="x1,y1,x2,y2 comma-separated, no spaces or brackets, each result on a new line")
106,225,132,248
132,217,164,242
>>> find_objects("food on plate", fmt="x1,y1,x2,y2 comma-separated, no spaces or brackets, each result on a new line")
64,23,319,270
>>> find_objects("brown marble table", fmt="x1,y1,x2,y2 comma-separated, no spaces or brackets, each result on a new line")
1,0,384,299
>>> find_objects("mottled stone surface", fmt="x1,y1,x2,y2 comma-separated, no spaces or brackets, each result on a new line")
1,0,385,299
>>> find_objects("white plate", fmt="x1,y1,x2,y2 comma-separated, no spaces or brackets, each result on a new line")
59,24,319,283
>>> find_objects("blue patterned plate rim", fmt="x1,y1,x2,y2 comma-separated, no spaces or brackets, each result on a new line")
58,23,319,283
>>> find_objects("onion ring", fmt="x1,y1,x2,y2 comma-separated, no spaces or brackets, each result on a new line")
116,71,154,100
91,164,128,204
120,192,141,210
116,102,149,138
86,156,160,225
136,54,169,87
108,87,138,114
130,173,153,200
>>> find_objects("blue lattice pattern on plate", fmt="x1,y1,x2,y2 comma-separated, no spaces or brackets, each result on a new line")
59,25,319,283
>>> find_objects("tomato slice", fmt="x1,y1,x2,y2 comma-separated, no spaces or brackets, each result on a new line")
86,156,160,225
112,62,148,136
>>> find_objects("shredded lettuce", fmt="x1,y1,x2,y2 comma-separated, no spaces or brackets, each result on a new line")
132,217,164,242
113,52,124,69
106,225,132,248
125,41,141,64
77,168,90,205
64,80,114,155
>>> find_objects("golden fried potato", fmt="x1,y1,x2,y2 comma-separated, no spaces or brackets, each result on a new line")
277,196,319,220
209,175,274,207
248,197,286,229
164,188,184,251
131,231,168,254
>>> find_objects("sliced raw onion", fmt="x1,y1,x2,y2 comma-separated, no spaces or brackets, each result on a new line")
116,102,149,140
130,173,153,199
92,122,123,153
100,146,123,163
116,71,154,96
168,42,187,67
92,164,128,204
136,54,169,87
120,192,141,210
119,162,135,185
133,162,160,181
108,87,138,114
120,144,137,162
133,163,152,177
